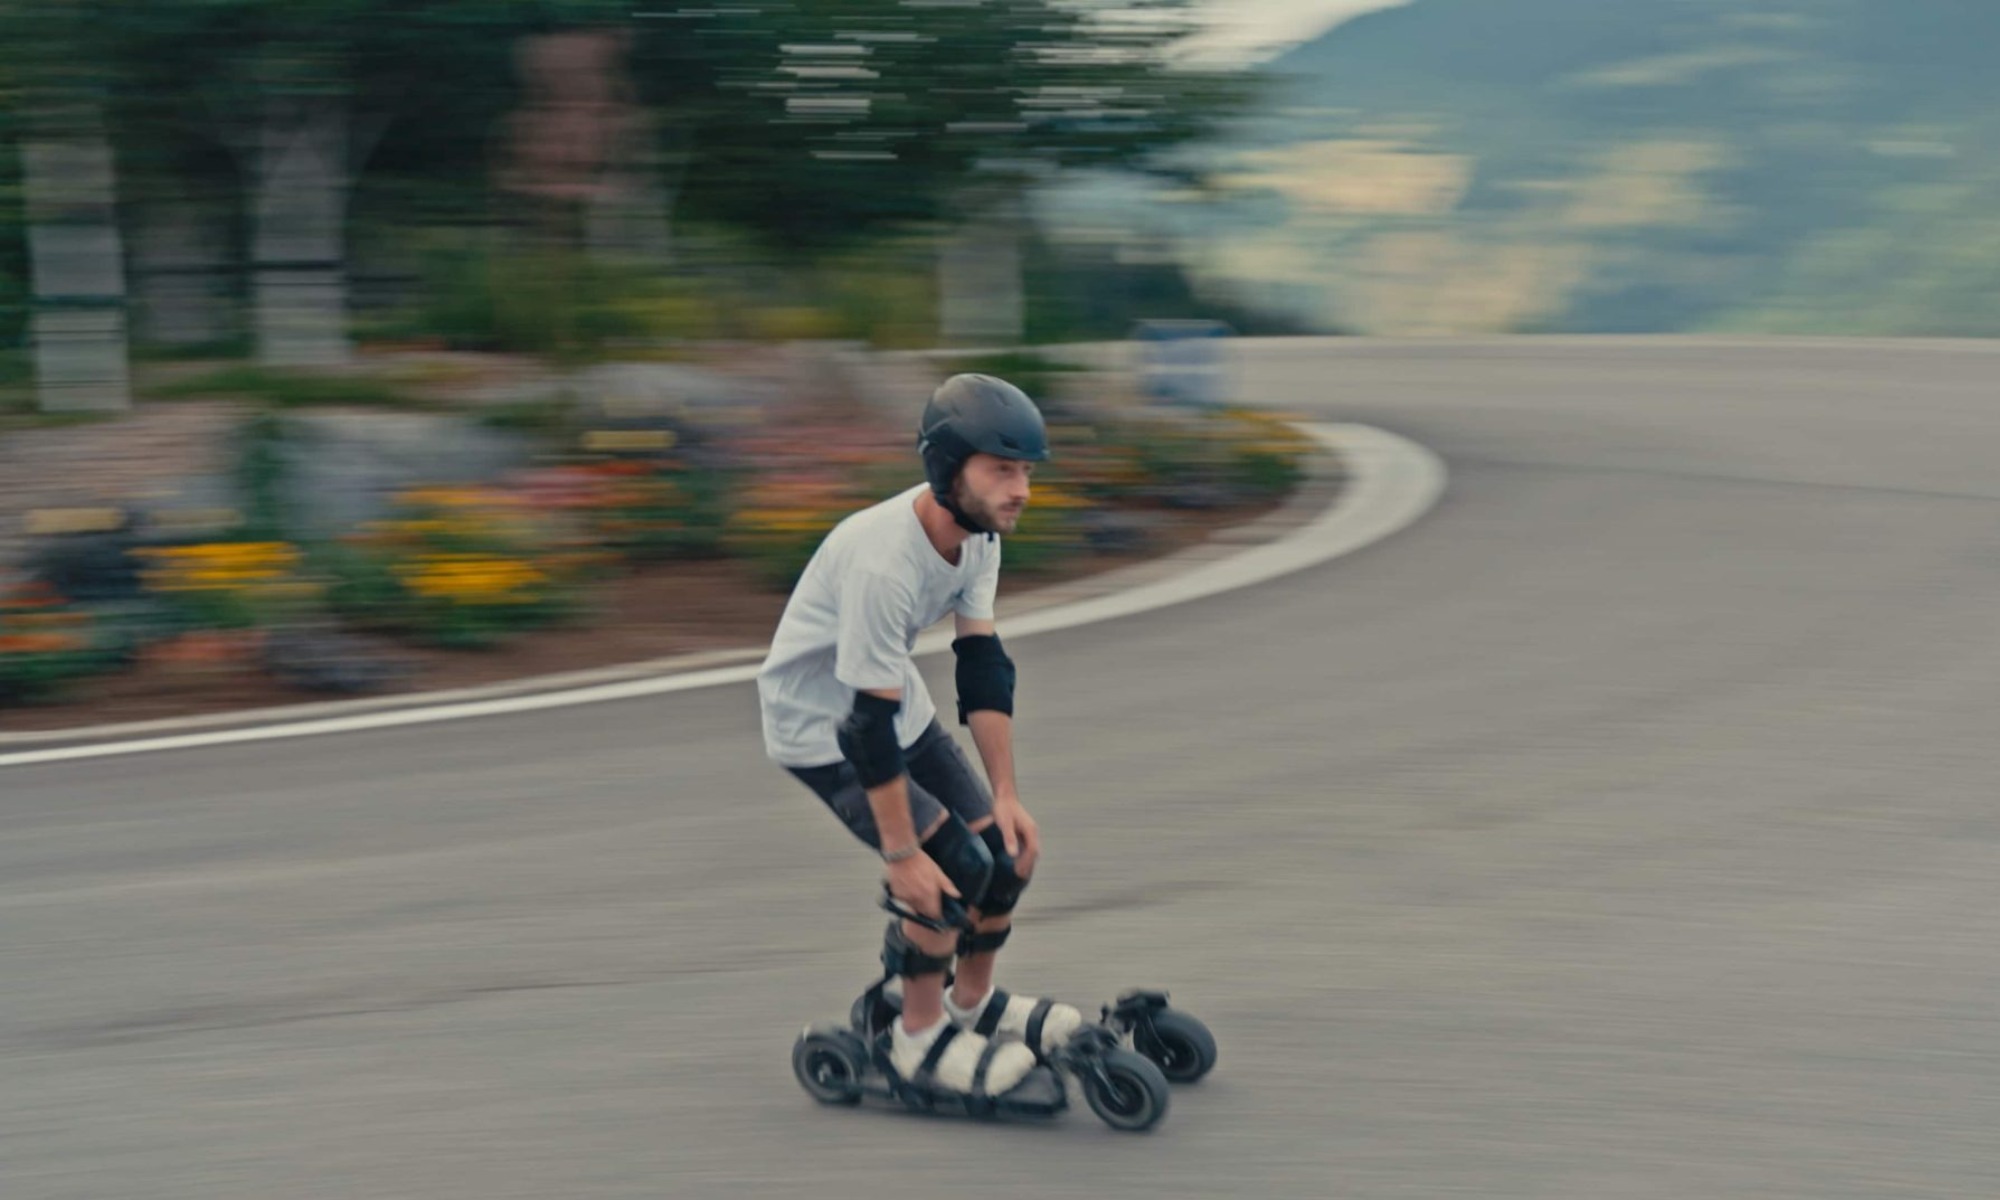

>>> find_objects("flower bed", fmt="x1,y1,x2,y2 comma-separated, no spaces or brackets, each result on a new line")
134,540,321,630
0,583,128,706
321,486,598,649
1,360,1316,709
511,460,733,562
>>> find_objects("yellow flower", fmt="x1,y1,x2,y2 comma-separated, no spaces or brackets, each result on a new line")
137,542,302,593
396,554,548,603
397,486,509,510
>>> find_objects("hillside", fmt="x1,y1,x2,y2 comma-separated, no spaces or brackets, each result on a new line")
1059,0,2000,335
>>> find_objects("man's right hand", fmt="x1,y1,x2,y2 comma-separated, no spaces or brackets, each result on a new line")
885,851,961,921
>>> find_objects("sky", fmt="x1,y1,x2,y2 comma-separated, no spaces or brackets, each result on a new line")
1181,0,1413,66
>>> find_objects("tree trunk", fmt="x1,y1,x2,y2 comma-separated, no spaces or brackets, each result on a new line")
23,119,132,412
251,100,352,367
584,157,674,269
937,191,1026,348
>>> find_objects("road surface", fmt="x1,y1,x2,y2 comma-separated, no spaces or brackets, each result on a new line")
5,339,1998,1198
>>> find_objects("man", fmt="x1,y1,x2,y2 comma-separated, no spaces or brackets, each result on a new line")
758,374,1083,1101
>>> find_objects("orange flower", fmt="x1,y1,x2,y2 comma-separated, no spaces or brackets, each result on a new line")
0,632,86,655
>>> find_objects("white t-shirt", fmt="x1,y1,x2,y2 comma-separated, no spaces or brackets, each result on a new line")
757,483,1002,767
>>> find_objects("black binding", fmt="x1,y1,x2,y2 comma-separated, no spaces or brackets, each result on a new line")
970,1037,1004,1098
973,988,1011,1037
1024,998,1053,1050
912,1024,962,1089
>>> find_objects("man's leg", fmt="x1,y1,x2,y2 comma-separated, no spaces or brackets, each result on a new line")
903,724,1083,1057
884,813,1042,1095
786,758,956,1034
785,755,1040,1096
895,813,956,1036
897,725,1011,1010
949,815,1012,1011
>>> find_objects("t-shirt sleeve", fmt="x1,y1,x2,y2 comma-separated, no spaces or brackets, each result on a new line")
835,569,919,692
954,539,1002,621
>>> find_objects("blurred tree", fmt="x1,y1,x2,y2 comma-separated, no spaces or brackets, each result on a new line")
90,2,584,367
635,2,1246,340
1,0,1245,365
1,1,135,411
643,1,1241,247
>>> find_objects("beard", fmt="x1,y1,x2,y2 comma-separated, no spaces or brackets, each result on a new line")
952,478,1024,534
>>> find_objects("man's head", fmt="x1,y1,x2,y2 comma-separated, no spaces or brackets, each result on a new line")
917,374,1050,537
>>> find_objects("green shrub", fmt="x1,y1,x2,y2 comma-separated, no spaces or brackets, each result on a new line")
148,366,428,410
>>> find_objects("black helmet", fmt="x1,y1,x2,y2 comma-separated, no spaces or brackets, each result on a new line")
917,374,1050,536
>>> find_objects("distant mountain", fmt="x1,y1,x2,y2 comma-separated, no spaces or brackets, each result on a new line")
1047,0,2000,335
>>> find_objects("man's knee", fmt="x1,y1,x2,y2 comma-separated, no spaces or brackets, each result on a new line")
973,823,1030,916
951,825,1034,957
920,814,995,910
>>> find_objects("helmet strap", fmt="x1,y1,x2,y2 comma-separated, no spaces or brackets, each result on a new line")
939,488,993,537
933,472,1001,539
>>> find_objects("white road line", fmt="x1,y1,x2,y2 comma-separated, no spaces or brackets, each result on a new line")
0,424,1445,770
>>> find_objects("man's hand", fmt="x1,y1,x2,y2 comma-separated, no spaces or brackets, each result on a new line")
990,794,1041,878
885,850,960,920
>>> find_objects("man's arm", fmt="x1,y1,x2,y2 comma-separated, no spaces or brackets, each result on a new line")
851,685,961,916
953,616,1016,793
834,569,923,849
954,615,1039,873
858,686,923,854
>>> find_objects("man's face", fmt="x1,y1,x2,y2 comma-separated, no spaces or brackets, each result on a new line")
952,452,1034,535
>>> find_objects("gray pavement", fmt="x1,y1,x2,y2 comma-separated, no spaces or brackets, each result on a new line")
5,339,1999,1198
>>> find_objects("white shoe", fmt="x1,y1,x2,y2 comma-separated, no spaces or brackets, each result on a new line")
945,987,1084,1059
890,1016,1038,1098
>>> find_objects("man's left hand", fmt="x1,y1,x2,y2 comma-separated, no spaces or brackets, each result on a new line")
991,794,1041,878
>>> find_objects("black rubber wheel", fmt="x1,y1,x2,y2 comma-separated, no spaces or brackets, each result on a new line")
1082,1048,1170,1133
1140,1008,1218,1084
793,1030,866,1106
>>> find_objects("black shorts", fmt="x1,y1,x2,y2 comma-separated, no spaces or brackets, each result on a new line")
786,720,994,850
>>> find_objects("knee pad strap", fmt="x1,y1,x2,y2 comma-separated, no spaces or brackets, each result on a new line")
958,924,1012,957
882,920,953,979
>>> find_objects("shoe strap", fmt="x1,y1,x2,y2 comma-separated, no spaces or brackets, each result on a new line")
1024,998,1054,1050
913,1024,962,1089
970,1037,1005,1099
973,988,1012,1037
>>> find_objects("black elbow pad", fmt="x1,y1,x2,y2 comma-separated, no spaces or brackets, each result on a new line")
837,692,905,787
952,634,1015,723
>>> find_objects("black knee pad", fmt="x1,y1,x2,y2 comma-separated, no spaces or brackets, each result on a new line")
880,816,996,976
921,814,995,909
956,825,1028,956
973,823,1029,916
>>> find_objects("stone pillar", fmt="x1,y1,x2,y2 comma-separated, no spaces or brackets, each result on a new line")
23,131,131,412
938,191,1026,348
251,101,352,367
132,200,235,349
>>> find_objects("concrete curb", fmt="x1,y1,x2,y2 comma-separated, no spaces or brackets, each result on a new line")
0,423,1445,769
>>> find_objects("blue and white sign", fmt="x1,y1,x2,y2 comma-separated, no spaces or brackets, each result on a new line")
1133,319,1234,408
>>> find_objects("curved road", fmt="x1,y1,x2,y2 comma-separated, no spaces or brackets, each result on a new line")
6,340,1998,1199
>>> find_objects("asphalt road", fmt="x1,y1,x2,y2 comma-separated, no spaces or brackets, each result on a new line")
6,339,1998,1199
